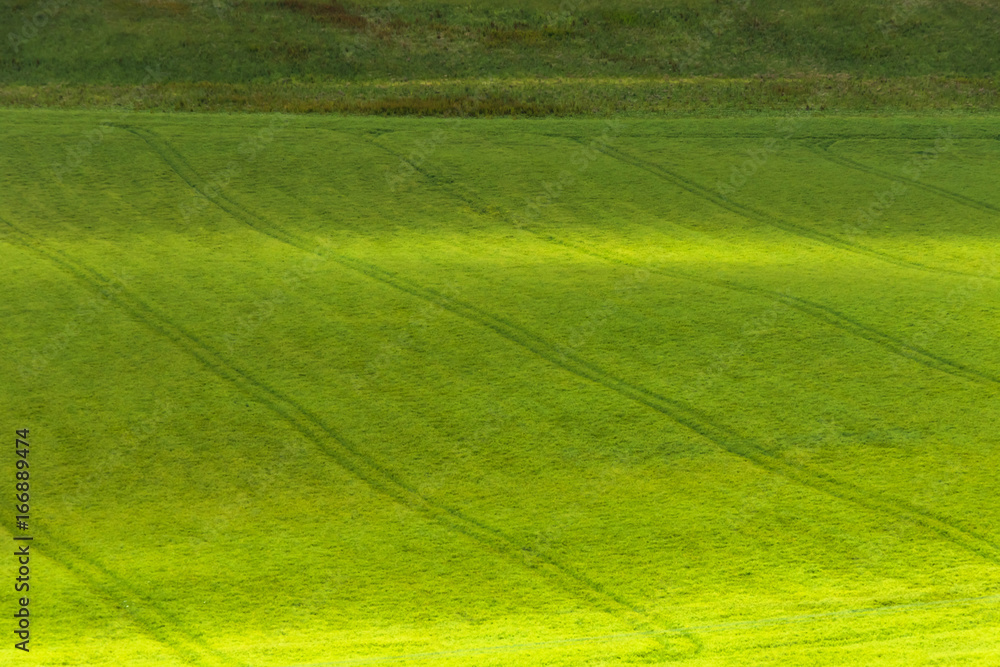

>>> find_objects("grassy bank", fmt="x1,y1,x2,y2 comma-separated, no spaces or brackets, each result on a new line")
2,0,999,115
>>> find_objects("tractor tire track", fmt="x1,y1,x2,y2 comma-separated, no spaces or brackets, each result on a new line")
536,131,970,143
360,131,1000,391
551,237,1000,390
802,140,1000,216
579,139,997,283
330,243,1000,569
1,523,238,666
0,216,699,657
120,127,1000,571
109,127,698,652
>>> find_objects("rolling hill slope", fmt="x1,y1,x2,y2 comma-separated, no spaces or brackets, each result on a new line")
1,110,999,664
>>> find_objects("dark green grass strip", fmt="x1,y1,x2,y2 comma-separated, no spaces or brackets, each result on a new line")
581,139,999,283
0,213,700,659
1,524,240,665
123,125,1000,572
360,131,1000,391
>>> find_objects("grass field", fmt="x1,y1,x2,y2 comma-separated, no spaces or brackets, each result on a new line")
2,108,1000,664
3,0,999,113
8,0,999,83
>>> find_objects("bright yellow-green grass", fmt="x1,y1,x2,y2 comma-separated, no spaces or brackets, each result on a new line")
1,109,999,665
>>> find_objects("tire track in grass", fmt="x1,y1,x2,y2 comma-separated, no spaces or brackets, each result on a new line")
0,219,699,659
802,140,1000,216
121,127,1000,572
544,234,1000,389
358,131,1000,391
114,124,704,660
548,237,1000,390
534,131,971,142
0,523,238,666
579,139,998,283
333,253,1000,567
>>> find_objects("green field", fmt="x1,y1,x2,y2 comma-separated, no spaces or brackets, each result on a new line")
3,0,998,114
2,109,1000,664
